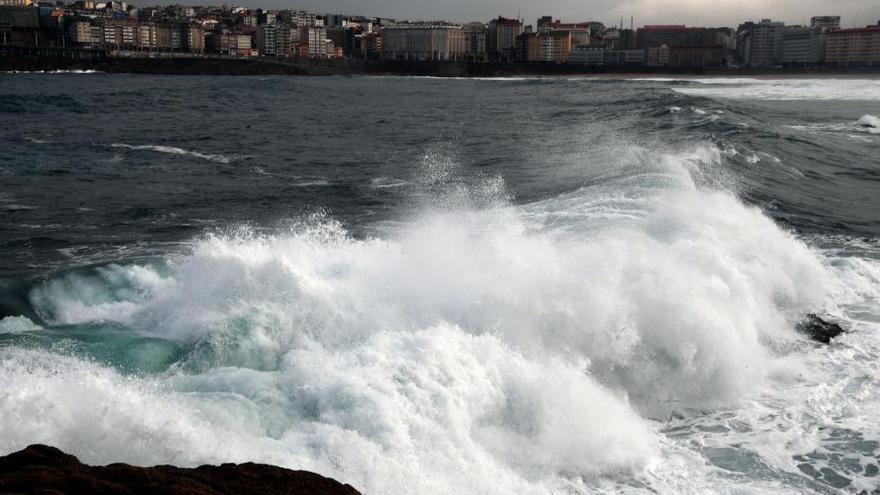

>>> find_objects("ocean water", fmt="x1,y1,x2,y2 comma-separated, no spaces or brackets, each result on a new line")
1,74,879,494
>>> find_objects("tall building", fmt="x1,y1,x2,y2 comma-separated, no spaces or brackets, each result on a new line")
824,24,880,65
811,16,841,33
325,14,344,28
781,25,822,64
305,25,326,57
521,29,572,62
326,26,355,57
381,22,466,61
256,22,276,55
737,19,784,67
184,23,204,53
274,23,292,55
293,11,322,29
461,22,487,61
487,16,522,61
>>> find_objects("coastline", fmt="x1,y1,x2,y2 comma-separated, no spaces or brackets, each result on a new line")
3,48,880,78
0,445,362,495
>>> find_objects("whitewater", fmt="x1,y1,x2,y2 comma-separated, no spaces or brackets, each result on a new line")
1,75,879,494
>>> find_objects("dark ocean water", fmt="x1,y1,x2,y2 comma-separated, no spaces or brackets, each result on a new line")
1,74,880,494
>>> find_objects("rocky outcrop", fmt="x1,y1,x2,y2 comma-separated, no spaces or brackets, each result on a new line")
0,445,361,495
797,314,846,344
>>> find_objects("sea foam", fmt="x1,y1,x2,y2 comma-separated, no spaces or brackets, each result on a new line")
110,143,234,163
5,142,844,493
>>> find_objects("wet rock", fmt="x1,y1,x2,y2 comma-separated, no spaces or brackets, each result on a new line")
0,445,361,495
797,314,845,344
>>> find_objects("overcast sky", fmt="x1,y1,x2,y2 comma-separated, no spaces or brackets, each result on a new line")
209,0,879,29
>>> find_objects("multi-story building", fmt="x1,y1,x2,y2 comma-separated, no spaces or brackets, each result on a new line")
487,16,522,61
293,11,322,29
184,23,204,53
256,22,275,54
824,24,880,65
568,46,605,63
568,45,646,66
462,22,486,61
568,46,644,65
520,30,572,62
666,46,724,67
0,5,40,45
101,17,137,49
274,23,292,55
67,18,96,46
241,12,257,27
737,19,785,67
326,26,355,58
325,13,344,28
207,31,253,56
811,16,841,33
305,25,325,57
381,22,466,61
536,19,590,45
781,25,822,65
362,31,381,58
635,25,719,49
646,45,669,65
602,28,635,50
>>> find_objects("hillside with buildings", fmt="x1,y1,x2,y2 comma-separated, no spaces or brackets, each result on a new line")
1,0,879,74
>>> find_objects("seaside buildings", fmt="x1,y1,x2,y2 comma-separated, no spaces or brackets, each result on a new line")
461,22,486,61
737,19,785,67
781,25,823,65
487,16,522,61
382,22,466,61
825,24,880,65
1,1,879,69
517,29,573,63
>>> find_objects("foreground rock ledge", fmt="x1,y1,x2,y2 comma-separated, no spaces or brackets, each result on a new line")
0,445,362,495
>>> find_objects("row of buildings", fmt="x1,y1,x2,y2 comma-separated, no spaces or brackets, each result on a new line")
3,0,880,68
736,17,880,66
380,15,880,68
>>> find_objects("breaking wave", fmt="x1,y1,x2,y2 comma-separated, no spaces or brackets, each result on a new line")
0,140,860,493
668,78,880,101
858,114,880,132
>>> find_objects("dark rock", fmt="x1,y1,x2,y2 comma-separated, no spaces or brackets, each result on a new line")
0,445,361,495
796,314,845,344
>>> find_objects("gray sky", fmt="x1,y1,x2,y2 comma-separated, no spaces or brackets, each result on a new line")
225,0,879,29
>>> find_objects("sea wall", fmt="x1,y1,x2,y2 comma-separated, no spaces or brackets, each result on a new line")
3,46,880,77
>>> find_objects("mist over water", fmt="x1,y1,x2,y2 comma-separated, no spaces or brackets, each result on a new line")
1,75,880,493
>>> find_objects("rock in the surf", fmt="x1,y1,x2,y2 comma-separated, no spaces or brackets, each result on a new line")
796,314,845,344
0,444,361,495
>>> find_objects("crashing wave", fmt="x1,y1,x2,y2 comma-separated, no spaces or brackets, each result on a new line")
2,142,850,494
857,114,880,133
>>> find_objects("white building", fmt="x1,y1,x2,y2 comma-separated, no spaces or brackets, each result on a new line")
739,19,785,67
782,26,822,64
306,26,326,57
382,22,467,61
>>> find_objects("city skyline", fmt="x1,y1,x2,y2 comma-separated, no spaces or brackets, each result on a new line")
141,0,880,29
